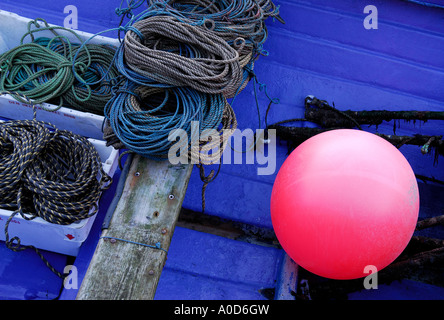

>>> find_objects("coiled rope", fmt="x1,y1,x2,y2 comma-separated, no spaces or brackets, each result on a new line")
105,0,282,159
121,15,244,98
0,91,112,278
104,0,282,211
0,19,119,115
148,0,282,54
129,0,282,90
103,80,237,163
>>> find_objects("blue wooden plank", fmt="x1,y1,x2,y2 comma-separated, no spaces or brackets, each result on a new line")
181,0,444,229
264,32,444,102
276,1,444,69
295,0,444,34
348,279,444,300
0,244,67,300
154,227,283,300
274,253,299,300
0,0,121,34
1,0,443,300
155,268,270,300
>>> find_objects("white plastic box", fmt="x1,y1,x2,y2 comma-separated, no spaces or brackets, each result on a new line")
0,9,120,140
0,11,120,256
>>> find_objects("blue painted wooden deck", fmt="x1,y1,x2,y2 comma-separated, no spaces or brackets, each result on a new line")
0,0,443,300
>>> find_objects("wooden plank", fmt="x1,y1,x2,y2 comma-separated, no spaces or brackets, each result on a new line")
76,155,193,300
274,254,299,300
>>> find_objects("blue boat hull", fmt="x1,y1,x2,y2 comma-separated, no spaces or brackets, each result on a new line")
0,0,443,300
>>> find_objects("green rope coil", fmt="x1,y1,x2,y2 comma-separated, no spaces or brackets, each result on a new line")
0,19,119,115
0,42,78,106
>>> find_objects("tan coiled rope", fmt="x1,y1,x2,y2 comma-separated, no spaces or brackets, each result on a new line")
124,15,245,98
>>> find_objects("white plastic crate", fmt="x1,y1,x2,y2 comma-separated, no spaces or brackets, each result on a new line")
0,11,120,256
0,94,106,140
0,9,120,140
0,137,119,256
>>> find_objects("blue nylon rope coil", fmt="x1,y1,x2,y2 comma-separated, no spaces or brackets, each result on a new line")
98,1,282,162
104,80,228,160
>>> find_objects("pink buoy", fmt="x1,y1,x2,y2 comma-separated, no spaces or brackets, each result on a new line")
271,129,419,280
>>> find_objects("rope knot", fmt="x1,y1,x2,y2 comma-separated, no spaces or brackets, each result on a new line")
115,7,133,18
56,61,72,71
122,25,145,42
233,37,246,52
258,48,269,56
243,63,255,77
73,60,89,75
0,59,10,72
5,236,24,252
258,82,267,92
202,18,216,31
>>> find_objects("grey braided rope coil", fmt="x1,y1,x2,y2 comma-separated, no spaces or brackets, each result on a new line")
123,15,245,98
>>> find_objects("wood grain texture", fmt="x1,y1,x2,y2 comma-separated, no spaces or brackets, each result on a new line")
76,155,193,300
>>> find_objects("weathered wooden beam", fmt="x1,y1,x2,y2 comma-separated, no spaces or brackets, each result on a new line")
269,125,444,158
274,254,299,300
76,155,193,300
304,96,444,128
416,215,444,231
308,237,444,299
